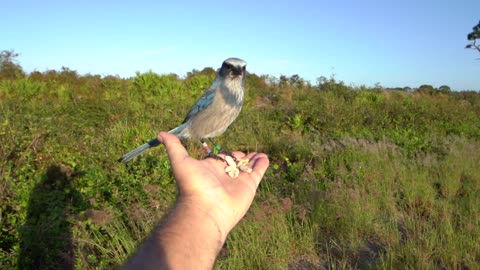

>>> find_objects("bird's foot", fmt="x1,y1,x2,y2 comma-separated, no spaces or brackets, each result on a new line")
201,139,236,162
219,150,237,162
204,151,237,163
205,152,226,162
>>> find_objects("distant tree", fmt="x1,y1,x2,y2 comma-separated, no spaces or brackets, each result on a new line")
465,20,480,57
29,71,44,81
316,75,339,90
373,82,384,91
417,84,436,94
58,66,79,82
199,67,216,78
438,85,452,93
185,67,216,80
0,49,25,79
316,76,328,89
288,74,305,89
279,75,288,87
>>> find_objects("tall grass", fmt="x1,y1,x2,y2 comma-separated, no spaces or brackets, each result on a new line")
1,68,479,269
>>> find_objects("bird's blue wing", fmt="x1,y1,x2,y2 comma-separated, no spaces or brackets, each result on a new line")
182,86,217,123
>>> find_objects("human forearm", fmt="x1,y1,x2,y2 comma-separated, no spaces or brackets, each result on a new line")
123,197,226,270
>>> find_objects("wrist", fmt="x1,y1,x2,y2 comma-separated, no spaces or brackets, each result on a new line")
143,197,227,269
175,196,229,247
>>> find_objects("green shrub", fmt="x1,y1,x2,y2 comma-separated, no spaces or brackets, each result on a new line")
1,61,480,269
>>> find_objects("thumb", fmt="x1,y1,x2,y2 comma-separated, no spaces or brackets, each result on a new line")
158,132,189,165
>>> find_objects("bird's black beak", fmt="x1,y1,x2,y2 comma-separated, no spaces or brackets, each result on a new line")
232,67,243,76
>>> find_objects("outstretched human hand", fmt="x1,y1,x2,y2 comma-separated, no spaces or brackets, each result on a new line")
159,131,270,237
123,132,270,270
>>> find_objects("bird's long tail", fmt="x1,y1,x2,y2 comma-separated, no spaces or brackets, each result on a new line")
119,124,186,163
118,138,161,163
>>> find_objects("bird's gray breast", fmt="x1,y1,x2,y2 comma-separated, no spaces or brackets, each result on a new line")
184,85,243,139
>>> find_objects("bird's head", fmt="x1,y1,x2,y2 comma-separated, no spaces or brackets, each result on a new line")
219,57,247,80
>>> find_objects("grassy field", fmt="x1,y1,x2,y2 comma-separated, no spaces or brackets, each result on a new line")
1,65,480,269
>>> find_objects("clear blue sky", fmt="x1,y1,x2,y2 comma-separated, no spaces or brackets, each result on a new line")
2,0,479,90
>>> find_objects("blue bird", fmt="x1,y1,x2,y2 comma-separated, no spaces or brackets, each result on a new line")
119,57,247,162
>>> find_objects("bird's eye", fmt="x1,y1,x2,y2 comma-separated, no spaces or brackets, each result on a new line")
242,66,246,70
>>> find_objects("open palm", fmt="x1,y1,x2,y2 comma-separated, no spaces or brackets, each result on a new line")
158,132,270,234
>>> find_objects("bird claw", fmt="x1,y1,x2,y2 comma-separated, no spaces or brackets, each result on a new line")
204,149,237,162
205,153,226,162
219,151,237,162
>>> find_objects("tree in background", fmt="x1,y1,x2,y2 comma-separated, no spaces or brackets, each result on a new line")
438,85,452,93
0,50,25,80
417,84,435,94
465,20,480,57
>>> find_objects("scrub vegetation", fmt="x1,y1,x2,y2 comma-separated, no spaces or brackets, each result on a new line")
1,50,480,269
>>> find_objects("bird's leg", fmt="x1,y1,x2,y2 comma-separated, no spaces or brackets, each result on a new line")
201,139,225,161
208,138,236,161
208,138,222,154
